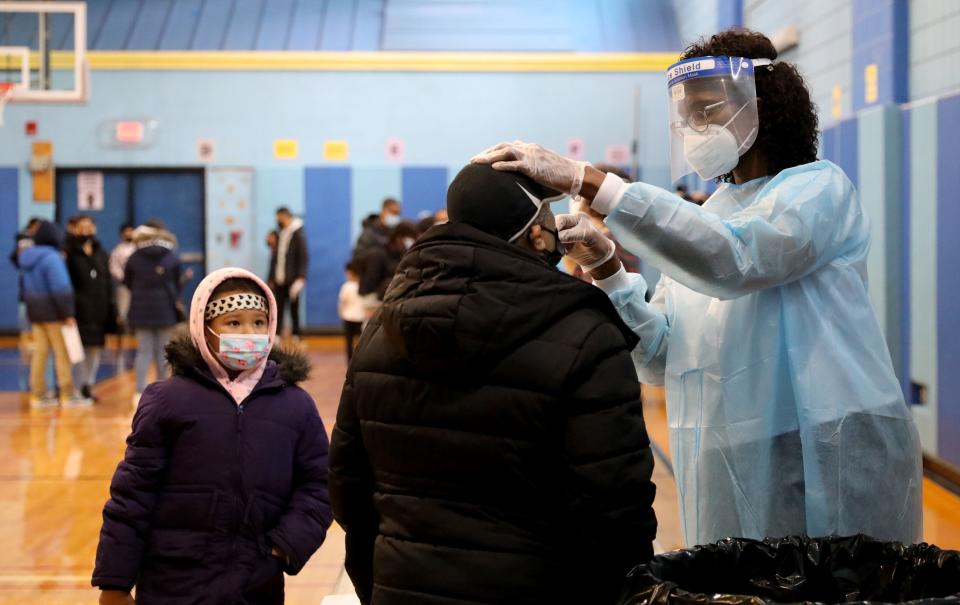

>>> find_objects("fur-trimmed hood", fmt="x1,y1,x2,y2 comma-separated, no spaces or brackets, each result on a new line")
165,330,311,385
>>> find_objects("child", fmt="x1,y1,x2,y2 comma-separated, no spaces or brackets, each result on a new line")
337,262,365,361
93,267,332,605
18,220,89,407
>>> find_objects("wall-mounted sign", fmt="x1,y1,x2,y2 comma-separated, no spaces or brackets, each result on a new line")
567,138,585,161
604,144,630,165
832,85,843,119
115,121,144,144
198,138,216,162
274,139,299,160
864,63,878,105
78,171,104,211
96,119,158,149
324,140,349,161
386,138,405,162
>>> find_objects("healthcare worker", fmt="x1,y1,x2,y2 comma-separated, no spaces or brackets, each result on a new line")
472,29,923,546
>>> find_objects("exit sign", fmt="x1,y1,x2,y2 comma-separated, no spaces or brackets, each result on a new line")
115,121,145,144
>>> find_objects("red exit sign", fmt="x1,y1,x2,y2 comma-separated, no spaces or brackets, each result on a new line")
115,121,145,144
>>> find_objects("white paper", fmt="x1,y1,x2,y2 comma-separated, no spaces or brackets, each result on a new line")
77,171,104,211
289,278,305,299
61,324,85,364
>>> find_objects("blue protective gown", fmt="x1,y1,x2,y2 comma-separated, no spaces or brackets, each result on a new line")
602,160,922,546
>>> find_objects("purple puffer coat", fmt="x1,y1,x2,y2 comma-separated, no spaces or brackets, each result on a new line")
92,334,332,604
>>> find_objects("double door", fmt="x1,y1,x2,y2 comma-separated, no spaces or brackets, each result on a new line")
56,168,205,307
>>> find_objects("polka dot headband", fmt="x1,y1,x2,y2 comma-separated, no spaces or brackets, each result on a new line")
204,293,269,321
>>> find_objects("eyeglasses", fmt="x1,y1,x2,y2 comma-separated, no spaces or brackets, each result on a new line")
672,100,727,133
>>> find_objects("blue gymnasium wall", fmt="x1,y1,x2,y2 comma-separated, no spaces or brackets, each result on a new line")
0,68,674,328
745,0,960,468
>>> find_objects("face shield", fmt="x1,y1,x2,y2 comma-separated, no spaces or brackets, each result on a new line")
667,56,771,183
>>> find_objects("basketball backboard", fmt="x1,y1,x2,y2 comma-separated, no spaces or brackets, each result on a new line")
0,1,88,104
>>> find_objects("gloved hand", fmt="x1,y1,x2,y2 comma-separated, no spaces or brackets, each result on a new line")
556,213,616,271
471,141,589,196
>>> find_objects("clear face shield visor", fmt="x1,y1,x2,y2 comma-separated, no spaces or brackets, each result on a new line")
666,56,771,183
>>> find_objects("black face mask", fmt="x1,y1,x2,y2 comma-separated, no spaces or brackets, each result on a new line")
540,226,565,267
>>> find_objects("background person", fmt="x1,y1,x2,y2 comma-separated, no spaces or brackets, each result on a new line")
124,221,181,407
64,214,115,401
19,221,87,407
272,208,308,342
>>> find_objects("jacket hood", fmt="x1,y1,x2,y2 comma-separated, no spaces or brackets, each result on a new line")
33,221,63,248
133,225,178,256
189,267,279,394
18,243,60,270
377,221,638,374
165,329,310,384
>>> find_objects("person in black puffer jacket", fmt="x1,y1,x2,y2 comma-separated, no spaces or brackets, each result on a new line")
330,164,658,605
64,214,116,400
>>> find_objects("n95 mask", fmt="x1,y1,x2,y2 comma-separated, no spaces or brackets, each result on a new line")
682,124,741,180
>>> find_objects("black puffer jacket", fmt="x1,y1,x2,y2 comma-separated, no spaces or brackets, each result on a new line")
330,222,658,605
64,236,116,346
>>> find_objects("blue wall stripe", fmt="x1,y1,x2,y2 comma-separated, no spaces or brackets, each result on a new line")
192,0,234,50
222,0,265,51
254,0,295,50
352,0,384,51
401,167,448,222
305,167,352,327
717,0,743,31
159,0,203,50
93,0,143,50
288,0,327,51
127,0,173,50
0,168,19,331
900,107,912,401
936,93,960,467
320,0,356,51
852,0,909,111
821,125,836,162
837,117,859,188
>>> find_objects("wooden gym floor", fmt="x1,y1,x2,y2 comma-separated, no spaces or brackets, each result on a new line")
0,336,957,603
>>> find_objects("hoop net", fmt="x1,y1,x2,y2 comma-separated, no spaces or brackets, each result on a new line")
0,82,13,127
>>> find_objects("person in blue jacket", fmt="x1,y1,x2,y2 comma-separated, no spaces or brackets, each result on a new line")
472,30,923,546
18,220,88,407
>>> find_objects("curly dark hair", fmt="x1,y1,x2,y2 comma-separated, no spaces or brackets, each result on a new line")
680,29,819,182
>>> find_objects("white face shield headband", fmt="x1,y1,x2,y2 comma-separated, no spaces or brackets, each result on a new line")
667,56,771,182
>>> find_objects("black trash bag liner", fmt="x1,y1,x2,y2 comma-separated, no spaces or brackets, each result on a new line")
618,535,960,605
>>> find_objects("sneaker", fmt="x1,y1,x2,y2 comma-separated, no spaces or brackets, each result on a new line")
29,393,59,409
80,385,98,402
61,393,93,408
132,392,142,409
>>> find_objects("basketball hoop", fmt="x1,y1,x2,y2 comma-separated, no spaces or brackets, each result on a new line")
0,82,14,127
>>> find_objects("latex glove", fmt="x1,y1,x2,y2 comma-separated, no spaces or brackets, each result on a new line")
556,213,616,271
471,141,589,196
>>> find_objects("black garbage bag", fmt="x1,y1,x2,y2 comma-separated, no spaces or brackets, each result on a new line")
619,535,960,605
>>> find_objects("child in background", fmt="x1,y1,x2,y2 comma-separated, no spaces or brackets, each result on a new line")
18,220,90,407
337,262,366,361
93,267,331,605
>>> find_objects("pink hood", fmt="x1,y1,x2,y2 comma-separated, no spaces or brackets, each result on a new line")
190,267,278,405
